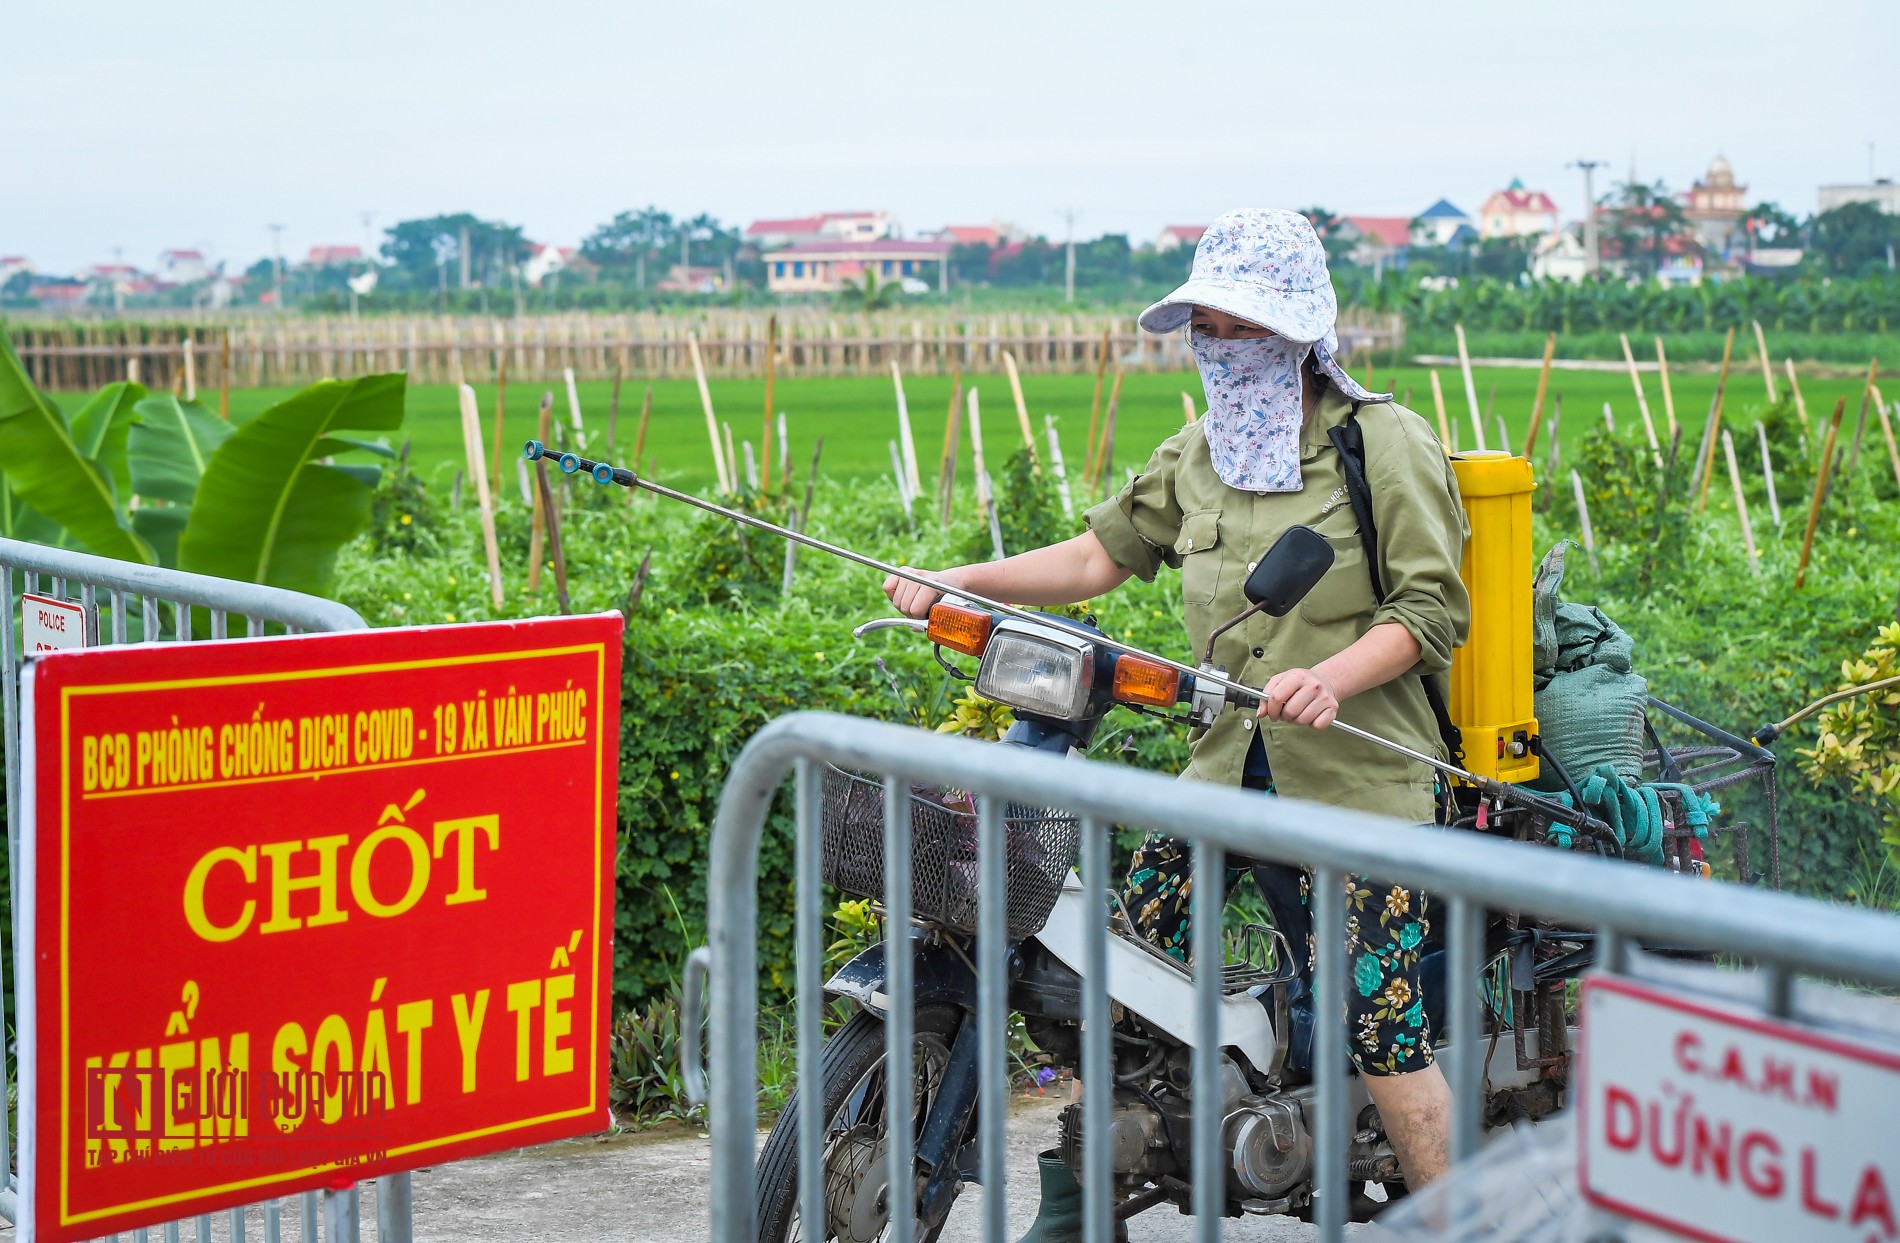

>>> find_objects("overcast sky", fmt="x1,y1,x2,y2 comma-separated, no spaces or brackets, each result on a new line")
5,0,1896,274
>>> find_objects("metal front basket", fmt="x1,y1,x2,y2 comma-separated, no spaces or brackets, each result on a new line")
819,764,1081,938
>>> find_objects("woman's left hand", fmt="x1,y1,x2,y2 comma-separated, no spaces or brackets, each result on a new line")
1259,667,1339,729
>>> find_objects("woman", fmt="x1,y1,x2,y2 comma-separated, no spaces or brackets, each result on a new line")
884,208,1470,1228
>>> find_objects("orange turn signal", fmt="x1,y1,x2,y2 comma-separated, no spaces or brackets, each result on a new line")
927,603,994,656
1112,655,1180,707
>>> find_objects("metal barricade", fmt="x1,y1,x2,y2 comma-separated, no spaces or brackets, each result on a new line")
694,711,1900,1243
0,536,408,1242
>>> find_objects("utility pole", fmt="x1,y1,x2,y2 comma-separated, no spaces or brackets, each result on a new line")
111,245,125,313
268,224,285,311
1060,208,1080,303
459,224,472,290
1568,160,1605,276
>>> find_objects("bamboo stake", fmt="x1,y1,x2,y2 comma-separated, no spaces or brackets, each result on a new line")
1454,323,1485,450
1602,402,1616,434
127,356,140,385
1784,359,1810,441
723,423,739,492
1001,349,1040,471
1619,333,1661,466
1653,336,1676,439
528,393,552,592
534,459,572,614
563,366,588,450
1521,332,1556,458
633,386,653,476
1722,431,1759,576
777,411,790,492
1429,370,1452,447
219,330,231,420
490,355,509,495
938,406,962,527
1795,397,1847,589
1092,370,1125,490
182,337,197,402
1696,326,1736,512
1181,391,1197,424
1570,470,1599,576
937,369,963,503
1084,327,1110,482
1045,415,1074,517
761,314,777,491
458,384,505,609
516,457,533,508
1877,394,1900,492
1842,359,1879,489
744,441,761,491
892,360,921,494
1752,320,1777,403
687,332,730,492
888,441,914,532
968,389,1004,558
1756,421,1781,527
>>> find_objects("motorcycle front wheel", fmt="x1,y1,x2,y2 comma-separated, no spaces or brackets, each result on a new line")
755,1004,965,1243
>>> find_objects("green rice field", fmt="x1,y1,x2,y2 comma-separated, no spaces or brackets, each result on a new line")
206,363,1877,497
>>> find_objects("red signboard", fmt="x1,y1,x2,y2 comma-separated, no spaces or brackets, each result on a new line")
18,614,623,1241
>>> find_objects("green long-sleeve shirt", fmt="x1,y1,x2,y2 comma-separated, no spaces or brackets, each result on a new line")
1084,387,1471,823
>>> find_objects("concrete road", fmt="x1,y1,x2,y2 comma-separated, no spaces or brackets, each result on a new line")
401,1098,1341,1242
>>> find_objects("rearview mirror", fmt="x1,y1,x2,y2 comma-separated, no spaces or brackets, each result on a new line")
1242,526,1335,617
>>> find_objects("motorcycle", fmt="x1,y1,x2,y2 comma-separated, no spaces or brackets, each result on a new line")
514,438,1757,1241
751,528,1614,1241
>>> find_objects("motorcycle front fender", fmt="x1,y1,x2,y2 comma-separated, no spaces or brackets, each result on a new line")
824,930,981,1016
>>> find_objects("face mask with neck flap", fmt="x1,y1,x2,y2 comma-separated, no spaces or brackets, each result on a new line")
1191,330,1312,493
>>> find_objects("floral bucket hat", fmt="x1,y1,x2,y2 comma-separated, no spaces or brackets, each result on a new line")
1140,208,1388,492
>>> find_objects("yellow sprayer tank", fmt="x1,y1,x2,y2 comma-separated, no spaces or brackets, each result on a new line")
1449,451,1539,784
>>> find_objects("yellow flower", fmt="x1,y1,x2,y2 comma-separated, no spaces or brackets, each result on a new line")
1384,886,1411,918
669,770,680,780
399,513,412,526
1382,978,1413,1010
444,612,456,622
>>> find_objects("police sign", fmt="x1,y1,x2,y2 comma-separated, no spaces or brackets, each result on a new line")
1578,974,1900,1243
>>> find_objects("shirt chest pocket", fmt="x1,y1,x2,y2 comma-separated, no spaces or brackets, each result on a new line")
1300,534,1380,627
1174,510,1224,606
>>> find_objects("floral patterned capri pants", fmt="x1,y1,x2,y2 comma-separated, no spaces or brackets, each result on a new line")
1120,830,1436,1077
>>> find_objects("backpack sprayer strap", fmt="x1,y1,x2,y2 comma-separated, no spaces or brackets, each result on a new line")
1326,403,1467,772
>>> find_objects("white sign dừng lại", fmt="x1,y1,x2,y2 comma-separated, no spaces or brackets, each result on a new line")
1578,974,1900,1243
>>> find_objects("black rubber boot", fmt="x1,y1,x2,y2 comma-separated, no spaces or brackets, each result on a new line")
1015,1150,1129,1243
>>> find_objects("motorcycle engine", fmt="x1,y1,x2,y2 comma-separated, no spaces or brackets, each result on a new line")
1223,1095,1313,1199
1055,1092,1172,1181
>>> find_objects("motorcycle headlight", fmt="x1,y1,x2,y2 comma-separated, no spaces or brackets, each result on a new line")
975,629,1094,721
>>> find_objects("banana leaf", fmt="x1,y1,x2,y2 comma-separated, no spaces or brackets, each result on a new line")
179,372,404,597
0,335,153,563
70,380,147,502
129,393,231,504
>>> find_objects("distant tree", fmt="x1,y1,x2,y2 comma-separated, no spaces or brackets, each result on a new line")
1074,234,1134,288
1807,202,1900,276
380,214,528,291
836,268,902,310
1601,180,1691,277
581,207,675,279
1470,235,1534,282
991,240,1059,287
1742,201,1803,247
948,242,994,285
1,269,32,304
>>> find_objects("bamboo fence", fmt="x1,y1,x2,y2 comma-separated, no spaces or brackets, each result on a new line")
4,310,1404,391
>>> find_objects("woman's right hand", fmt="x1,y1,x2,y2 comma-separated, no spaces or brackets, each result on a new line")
885,566,967,619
